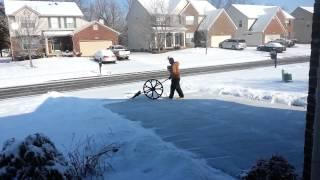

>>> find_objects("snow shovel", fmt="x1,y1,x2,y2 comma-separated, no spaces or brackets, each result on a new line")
131,78,170,100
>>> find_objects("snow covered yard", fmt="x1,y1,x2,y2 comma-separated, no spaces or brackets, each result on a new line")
0,44,310,88
0,63,309,179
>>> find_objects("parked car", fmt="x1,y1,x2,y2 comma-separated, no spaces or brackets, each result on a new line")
109,45,130,60
61,50,74,57
269,38,295,47
257,42,286,53
94,49,117,63
219,39,247,50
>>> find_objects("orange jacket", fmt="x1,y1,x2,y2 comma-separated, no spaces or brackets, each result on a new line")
170,62,180,79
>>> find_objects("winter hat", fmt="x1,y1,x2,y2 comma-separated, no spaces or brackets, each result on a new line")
168,57,174,64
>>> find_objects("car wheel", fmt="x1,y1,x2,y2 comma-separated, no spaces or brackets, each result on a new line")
125,56,129,60
232,45,236,50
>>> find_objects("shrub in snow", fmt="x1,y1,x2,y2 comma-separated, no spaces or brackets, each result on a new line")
242,155,298,180
67,136,119,178
0,133,72,179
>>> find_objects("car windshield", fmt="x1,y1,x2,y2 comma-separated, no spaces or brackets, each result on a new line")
267,43,282,47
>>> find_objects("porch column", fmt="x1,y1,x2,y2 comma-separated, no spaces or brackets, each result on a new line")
154,33,157,49
45,37,49,55
164,33,167,48
183,32,186,47
173,33,176,47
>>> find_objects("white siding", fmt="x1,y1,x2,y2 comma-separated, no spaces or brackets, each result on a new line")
235,32,263,46
291,7,313,43
227,6,248,33
127,0,153,50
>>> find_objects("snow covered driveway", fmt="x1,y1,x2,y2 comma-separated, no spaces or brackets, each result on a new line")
107,98,305,177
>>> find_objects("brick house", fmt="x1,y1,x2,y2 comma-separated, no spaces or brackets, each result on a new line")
227,4,295,46
196,9,237,47
73,21,120,56
4,0,119,58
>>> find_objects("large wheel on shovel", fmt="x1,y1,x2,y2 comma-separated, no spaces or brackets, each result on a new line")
143,79,164,100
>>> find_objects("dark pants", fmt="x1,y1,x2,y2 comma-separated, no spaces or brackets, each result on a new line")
169,78,184,99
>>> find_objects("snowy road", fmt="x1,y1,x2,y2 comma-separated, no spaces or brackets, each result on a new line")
107,98,305,177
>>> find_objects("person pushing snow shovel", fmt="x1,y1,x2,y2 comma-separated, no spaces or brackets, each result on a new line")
167,57,184,99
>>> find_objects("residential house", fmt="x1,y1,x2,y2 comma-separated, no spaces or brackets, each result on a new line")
291,7,313,43
127,0,237,50
4,0,119,58
179,0,216,47
127,0,189,51
227,4,295,46
73,21,120,56
196,9,237,47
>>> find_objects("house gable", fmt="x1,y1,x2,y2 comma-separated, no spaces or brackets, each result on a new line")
11,5,40,17
209,10,236,36
264,16,286,35
180,3,200,33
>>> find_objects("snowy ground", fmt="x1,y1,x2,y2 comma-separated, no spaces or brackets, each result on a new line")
0,63,309,179
0,44,310,88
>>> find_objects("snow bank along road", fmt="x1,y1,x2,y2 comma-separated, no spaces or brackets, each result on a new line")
0,56,309,100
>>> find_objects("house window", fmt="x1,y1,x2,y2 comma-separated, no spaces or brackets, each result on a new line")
49,17,59,29
186,16,194,25
156,16,166,25
21,20,35,28
186,33,194,39
285,20,291,26
239,20,243,28
22,38,40,50
66,17,75,28
93,24,99,31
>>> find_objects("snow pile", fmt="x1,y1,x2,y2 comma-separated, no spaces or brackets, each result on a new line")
216,86,307,107
0,133,72,179
188,85,307,107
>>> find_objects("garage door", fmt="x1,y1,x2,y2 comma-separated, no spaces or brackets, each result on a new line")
79,41,113,56
211,35,231,48
264,34,280,43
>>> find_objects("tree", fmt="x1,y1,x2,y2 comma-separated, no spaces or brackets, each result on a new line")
303,1,320,180
93,0,126,32
14,8,42,67
0,2,10,57
148,0,171,51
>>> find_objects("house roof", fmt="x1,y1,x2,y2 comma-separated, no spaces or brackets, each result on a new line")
137,0,188,15
73,21,121,35
300,6,314,14
4,0,83,17
188,0,216,15
249,7,286,33
232,4,293,19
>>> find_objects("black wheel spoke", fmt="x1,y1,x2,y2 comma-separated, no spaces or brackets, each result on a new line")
143,79,164,100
